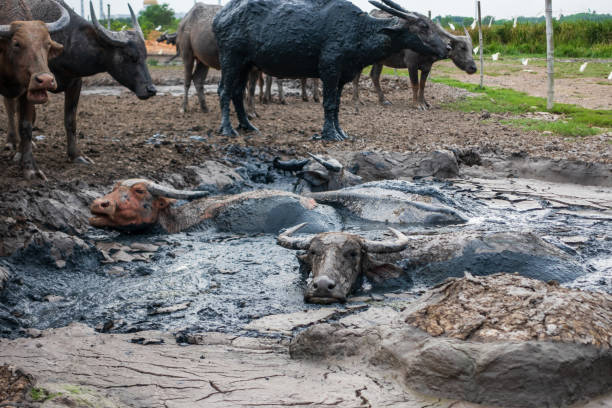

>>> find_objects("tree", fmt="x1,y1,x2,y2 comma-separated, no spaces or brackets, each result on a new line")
139,4,175,28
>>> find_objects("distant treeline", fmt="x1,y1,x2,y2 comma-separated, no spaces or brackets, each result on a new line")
435,14,612,58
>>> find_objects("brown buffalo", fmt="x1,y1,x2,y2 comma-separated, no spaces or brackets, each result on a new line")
277,223,410,303
0,0,69,179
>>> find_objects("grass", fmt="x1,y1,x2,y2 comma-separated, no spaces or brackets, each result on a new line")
30,387,62,402
429,77,612,137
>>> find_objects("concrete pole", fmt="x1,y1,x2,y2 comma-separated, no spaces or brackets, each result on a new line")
477,1,484,88
428,10,431,19
107,4,110,29
80,0,84,17
545,0,554,110
99,0,103,21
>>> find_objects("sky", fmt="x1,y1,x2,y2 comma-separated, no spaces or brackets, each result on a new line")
64,0,612,21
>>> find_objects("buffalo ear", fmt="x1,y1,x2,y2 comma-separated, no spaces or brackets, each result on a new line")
298,170,329,187
48,40,63,59
363,254,402,283
379,26,402,36
153,197,175,210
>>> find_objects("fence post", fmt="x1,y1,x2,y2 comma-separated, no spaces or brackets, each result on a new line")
477,1,484,88
545,0,554,110
80,0,84,17
107,4,110,29
428,10,431,19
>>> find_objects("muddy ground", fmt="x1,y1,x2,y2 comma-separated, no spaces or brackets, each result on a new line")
1,67,610,191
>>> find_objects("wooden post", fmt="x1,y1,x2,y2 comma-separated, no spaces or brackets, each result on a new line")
428,10,431,19
477,1,484,88
99,0,103,22
80,0,84,17
545,0,554,110
107,4,110,29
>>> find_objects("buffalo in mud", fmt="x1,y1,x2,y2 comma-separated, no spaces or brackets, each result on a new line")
0,0,69,179
4,0,155,166
353,11,477,110
212,0,448,140
278,223,410,303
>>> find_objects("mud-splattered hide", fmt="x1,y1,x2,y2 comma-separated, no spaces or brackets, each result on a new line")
296,153,362,192
0,0,69,103
90,179,208,231
277,223,409,303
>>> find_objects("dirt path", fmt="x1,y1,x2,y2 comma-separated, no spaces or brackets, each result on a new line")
433,60,612,110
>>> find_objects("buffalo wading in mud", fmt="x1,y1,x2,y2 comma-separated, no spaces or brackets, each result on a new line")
353,12,477,109
0,0,69,179
3,0,155,165
278,223,410,303
89,178,339,234
212,0,448,141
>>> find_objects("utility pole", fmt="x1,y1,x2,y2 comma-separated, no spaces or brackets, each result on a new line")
545,0,554,109
99,0,103,21
107,4,110,29
80,0,84,17
477,1,484,88
428,10,431,19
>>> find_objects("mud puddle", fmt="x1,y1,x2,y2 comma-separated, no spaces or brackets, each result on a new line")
1,175,611,338
81,83,307,98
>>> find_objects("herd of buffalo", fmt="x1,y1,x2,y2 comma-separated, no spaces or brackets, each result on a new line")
1,0,477,303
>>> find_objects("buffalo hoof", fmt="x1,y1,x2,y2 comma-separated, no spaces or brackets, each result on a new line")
218,125,239,138
200,106,209,113
313,97,320,103
4,142,16,151
321,130,345,142
238,122,259,134
279,99,287,105
71,155,94,165
247,111,258,120
12,152,21,163
382,100,392,106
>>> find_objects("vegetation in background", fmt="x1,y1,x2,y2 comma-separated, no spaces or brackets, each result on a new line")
100,3,180,39
435,13,612,58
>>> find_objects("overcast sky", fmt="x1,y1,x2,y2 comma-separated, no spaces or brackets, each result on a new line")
66,0,612,21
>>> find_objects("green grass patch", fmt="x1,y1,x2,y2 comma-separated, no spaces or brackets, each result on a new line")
30,387,62,402
430,77,612,136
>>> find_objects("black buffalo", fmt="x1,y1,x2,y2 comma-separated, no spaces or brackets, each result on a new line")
212,0,448,141
3,0,156,164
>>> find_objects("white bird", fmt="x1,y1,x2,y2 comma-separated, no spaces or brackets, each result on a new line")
522,58,529,66
579,62,588,73
488,17,494,27
121,25,127,31
492,52,500,61
155,25,162,31
473,46,479,55
449,22,455,31
608,71,612,80
470,20,476,30
513,17,517,28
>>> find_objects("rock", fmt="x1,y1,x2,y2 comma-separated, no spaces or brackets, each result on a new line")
187,161,245,194
19,231,95,269
245,308,342,335
0,265,9,290
129,243,160,252
416,150,459,179
43,295,64,303
149,302,191,315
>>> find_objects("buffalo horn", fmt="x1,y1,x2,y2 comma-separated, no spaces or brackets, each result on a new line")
307,153,342,173
90,1,129,46
45,0,71,33
146,182,209,200
0,0,69,37
436,22,463,42
363,228,410,253
463,27,473,45
368,0,417,21
128,3,144,41
277,223,313,250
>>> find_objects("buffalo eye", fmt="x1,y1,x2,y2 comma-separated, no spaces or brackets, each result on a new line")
12,41,20,49
134,188,145,194
345,250,358,258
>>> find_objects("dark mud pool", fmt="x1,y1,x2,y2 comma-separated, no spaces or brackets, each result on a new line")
1,176,611,338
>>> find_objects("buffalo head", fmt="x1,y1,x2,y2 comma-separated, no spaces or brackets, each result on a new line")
438,25,477,74
370,0,448,59
90,178,207,230
278,223,410,303
89,2,156,99
0,0,69,103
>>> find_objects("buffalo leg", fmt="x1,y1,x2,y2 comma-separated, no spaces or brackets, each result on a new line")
64,79,92,164
370,63,390,106
217,64,237,136
277,79,286,105
17,95,45,180
192,62,209,113
408,66,419,108
246,70,259,119
319,73,343,142
4,97,18,150
351,72,362,109
300,78,308,101
334,82,347,139
312,79,320,103
181,53,195,114
418,68,431,110
233,69,258,133
263,75,272,104
257,71,264,104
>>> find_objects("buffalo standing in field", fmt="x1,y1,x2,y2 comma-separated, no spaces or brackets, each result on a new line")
3,0,155,166
212,0,448,141
352,11,477,110
0,0,69,179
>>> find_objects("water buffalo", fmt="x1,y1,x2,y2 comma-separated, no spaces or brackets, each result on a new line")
0,0,69,179
3,0,156,165
352,11,477,109
89,178,340,233
156,31,176,45
262,76,320,104
296,153,362,192
277,223,410,303
212,0,448,140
